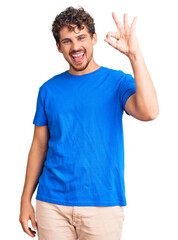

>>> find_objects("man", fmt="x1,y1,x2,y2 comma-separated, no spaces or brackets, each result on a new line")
19,6,159,240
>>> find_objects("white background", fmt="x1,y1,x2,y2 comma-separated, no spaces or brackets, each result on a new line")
1,0,178,239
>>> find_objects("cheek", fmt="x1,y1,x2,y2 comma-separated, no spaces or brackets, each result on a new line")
61,46,70,56
84,42,93,52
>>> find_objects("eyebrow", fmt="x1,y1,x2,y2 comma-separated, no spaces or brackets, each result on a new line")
61,34,88,43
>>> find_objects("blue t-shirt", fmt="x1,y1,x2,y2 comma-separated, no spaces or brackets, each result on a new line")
33,66,136,206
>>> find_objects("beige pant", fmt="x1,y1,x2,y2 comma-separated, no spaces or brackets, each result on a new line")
36,199,125,240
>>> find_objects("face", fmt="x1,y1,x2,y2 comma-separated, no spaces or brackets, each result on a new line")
56,25,97,75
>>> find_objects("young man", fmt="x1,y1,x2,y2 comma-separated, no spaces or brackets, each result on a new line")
19,6,159,240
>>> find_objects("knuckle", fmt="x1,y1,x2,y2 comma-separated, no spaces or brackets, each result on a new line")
21,218,26,222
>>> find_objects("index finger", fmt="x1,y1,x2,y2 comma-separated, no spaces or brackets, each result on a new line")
112,12,123,31
21,219,36,237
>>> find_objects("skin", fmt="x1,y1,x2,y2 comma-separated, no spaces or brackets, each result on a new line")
19,126,49,238
19,12,159,239
57,15,159,120
56,24,100,75
104,12,159,120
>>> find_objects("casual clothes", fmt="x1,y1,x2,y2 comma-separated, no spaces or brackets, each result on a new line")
33,66,136,206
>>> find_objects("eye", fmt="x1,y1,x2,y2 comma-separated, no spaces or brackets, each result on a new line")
78,37,85,40
63,40,71,44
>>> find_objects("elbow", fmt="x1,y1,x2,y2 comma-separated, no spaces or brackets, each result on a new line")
146,108,159,121
149,112,159,121
147,98,160,121
137,105,159,121
150,103,159,120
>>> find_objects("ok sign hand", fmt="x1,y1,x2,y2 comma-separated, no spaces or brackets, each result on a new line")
104,12,140,58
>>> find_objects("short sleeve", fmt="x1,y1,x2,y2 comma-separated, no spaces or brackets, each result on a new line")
33,87,48,126
119,72,136,115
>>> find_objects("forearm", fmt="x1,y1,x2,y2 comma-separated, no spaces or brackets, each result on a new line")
20,143,48,202
128,50,159,118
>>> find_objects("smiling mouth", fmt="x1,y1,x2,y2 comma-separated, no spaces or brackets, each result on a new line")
70,52,85,63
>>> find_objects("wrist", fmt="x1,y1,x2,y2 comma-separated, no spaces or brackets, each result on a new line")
127,48,143,62
21,194,32,203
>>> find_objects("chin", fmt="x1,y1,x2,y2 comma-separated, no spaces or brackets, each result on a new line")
70,61,90,72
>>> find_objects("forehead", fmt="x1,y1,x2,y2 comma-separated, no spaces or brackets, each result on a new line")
59,24,90,38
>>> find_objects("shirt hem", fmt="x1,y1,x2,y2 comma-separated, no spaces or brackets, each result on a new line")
123,89,136,111
35,195,127,207
33,121,48,126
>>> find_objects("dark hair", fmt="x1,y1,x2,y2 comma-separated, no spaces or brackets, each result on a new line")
52,6,95,44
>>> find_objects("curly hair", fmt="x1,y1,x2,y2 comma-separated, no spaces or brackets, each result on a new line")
52,6,95,45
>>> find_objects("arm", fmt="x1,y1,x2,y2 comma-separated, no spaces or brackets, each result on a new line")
105,12,159,121
19,125,49,237
20,125,49,201
125,50,159,120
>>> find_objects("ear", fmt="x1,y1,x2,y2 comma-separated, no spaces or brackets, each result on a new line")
92,32,97,46
56,42,62,53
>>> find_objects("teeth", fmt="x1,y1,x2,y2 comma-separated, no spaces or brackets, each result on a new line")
72,53,84,57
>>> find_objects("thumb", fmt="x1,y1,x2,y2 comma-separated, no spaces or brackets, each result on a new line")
30,215,37,230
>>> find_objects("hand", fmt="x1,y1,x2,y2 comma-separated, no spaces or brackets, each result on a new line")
104,12,140,58
19,200,38,238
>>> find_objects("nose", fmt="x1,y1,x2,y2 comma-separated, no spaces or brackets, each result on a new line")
70,40,82,53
